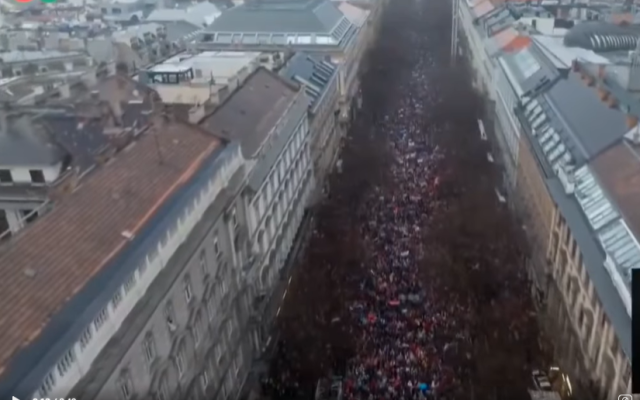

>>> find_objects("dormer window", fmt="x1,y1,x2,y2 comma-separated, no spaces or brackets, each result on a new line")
29,169,45,184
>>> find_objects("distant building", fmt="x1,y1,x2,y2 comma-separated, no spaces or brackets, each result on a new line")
0,50,95,78
146,2,222,28
0,74,155,239
196,0,369,129
138,50,268,108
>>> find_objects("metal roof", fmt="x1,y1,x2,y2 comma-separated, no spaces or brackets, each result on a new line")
199,0,356,48
564,21,640,52
280,52,337,111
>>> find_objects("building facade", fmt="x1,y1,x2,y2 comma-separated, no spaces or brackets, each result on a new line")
509,49,637,399
280,52,341,199
0,69,316,400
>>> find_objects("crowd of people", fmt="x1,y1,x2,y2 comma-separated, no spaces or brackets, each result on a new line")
261,0,548,398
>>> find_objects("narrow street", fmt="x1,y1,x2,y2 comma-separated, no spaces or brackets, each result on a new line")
263,0,549,398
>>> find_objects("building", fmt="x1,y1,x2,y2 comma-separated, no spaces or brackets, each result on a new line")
491,31,637,400
196,0,364,128
0,74,153,240
280,52,341,198
145,2,222,28
138,50,268,108
457,1,640,398
201,69,315,368
0,67,314,400
0,50,95,78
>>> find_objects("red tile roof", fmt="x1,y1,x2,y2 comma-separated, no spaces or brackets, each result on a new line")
0,117,222,376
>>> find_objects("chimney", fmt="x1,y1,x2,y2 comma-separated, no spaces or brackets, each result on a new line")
607,95,618,108
598,86,610,101
188,104,205,124
626,114,638,129
598,65,606,78
572,60,580,72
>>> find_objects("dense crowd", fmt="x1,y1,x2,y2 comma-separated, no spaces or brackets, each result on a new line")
260,0,547,398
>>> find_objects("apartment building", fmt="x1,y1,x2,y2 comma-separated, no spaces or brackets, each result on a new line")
490,34,638,400
0,67,315,400
202,68,315,359
280,52,341,199
196,0,366,128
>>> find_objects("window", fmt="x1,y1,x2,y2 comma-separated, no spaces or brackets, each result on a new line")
193,312,202,346
142,333,156,363
564,226,571,246
0,169,12,183
112,288,123,310
207,293,216,321
214,343,223,365
200,250,208,278
184,275,193,302
119,371,133,400
623,360,632,384
124,273,137,294
57,348,76,376
21,209,37,223
165,301,176,331
79,326,92,350
200,369,209,391
611,336,620,356
570,238,578,261
155,380,168,400
29,169,45,183
39,372,56,397
214,236,221,259
94,307,109,331
176,344,186,378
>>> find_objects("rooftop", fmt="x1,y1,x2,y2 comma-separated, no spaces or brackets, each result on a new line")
149,51,261,82
0,50,85,64
0,117,223,397
506,37,640,358
146,2,221,27
279,52,338,111
563,21,640,52
201,67,299,158
200,0,357,49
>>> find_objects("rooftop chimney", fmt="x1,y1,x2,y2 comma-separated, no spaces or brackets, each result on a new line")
598,64,606,78
626,114,638,129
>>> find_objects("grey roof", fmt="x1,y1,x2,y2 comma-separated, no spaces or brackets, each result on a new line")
563,21,640,52
542,73,629,162
0,50,85,64
279,52,337,112
202,68,300,159
146,2,220,27
0,117,66,167
199,0,357,48
161,20,203,42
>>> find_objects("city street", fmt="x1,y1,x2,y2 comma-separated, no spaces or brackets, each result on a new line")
263,0,550,398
